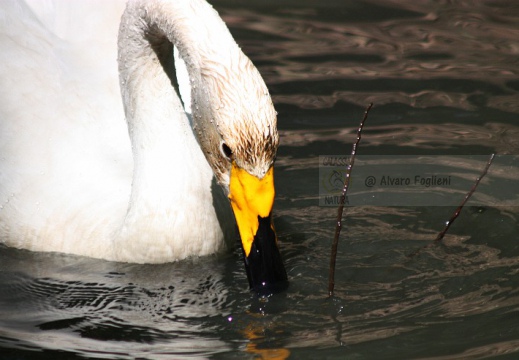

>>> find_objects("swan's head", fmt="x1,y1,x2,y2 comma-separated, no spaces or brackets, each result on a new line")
191,53,287,294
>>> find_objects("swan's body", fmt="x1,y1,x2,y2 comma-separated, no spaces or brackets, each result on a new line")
1,0,139,258
0,0,287,290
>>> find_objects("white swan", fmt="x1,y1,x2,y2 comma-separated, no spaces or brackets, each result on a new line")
0,0,287,291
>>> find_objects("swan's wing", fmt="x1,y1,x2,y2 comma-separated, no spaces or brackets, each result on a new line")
174,46,192,115
21,0,126,44
0,0,132,249
0,0,130,186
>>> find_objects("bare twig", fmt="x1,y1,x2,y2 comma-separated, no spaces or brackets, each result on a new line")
434,153,495,242
328,103,373,297
407,153,495,259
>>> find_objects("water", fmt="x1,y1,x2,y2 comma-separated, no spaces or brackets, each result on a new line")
2,0,519,358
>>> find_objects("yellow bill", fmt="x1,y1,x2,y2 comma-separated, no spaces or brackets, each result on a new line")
228,162,275,257
228,161,287,294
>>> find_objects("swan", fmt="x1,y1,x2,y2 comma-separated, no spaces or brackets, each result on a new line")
0,0,287,292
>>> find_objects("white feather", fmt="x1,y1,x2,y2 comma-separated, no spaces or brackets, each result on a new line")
0,0,242,263
174,46,192,115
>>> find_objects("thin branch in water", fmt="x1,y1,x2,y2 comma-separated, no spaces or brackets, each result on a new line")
328,103,373,297
407,153,495,259
434,153,495,242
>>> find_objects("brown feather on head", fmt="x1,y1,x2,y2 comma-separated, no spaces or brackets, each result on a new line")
192,49,278,191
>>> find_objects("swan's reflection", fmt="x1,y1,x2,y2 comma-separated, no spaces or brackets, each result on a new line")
243,323,291,360
0,247,234,357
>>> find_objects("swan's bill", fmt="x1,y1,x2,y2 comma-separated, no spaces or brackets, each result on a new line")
229,163,274,257
228,163,288,294
244,214,288,295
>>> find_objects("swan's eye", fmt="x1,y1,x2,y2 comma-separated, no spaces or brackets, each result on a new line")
221,142,233,161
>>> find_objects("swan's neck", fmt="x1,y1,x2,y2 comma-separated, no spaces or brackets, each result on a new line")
119,0,239,95
115,0,235,260
119,24,191,207
117,0,239,191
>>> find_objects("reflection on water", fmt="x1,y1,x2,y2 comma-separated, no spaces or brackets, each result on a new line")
223,0,519,116
0,249,234,358
2,0,519,358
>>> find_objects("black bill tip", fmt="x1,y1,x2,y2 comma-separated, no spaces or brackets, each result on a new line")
243,215,288,296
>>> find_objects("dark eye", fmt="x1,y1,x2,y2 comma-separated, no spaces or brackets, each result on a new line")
221,142,232,160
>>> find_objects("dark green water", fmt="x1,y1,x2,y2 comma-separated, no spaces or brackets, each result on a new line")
2,1,519,358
